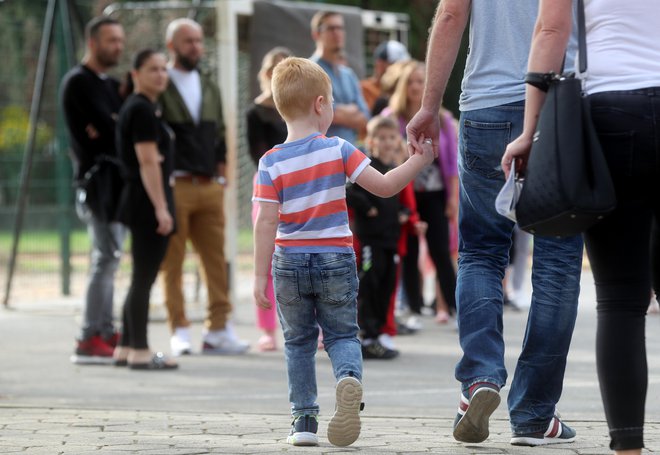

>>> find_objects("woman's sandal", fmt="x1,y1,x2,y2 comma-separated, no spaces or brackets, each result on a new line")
257,334,277,352
128,352,178,371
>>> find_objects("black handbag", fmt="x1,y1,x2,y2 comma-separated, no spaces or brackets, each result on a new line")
79,155,124,223
515,0,616,237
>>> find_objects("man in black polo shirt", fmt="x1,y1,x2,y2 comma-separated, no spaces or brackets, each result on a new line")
61,16,126,364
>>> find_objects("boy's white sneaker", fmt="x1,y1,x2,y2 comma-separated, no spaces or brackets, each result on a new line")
327,376,363,447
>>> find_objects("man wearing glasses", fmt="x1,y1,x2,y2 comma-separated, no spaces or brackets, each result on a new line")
310,10,369,145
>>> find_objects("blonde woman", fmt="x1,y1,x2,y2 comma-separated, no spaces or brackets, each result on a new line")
246,47,292,351
384,60,459,325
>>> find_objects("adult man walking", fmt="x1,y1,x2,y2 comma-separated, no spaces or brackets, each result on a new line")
407,1,583,447
310,10,369,145
61,16,126,364
160,18,248,356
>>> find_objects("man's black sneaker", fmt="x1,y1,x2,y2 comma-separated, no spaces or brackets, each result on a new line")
361,341,399,359
286,415,318,446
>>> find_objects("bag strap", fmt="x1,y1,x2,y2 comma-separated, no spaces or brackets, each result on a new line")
577,0,587,74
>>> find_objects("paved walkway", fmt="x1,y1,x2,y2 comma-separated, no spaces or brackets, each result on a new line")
1,267,659,454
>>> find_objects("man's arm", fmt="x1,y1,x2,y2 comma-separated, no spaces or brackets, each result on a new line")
406,0,471,153
332,69,369,130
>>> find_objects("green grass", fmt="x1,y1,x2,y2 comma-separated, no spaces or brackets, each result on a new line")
0,228,254,255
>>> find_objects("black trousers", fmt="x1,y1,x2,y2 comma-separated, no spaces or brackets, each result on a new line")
357,244,397,340
587,87,660,451
402,190,457,314
119,224,170,350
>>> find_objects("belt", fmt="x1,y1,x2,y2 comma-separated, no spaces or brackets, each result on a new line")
174,175,213,185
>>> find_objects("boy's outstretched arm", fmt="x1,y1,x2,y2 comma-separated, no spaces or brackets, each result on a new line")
355,141,435,198
253,201,279,309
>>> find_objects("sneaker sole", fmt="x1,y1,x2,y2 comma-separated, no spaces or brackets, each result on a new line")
510,435,576,446
287,431,319,446
327,377,362,447
70,354,114,365
453,388,501,443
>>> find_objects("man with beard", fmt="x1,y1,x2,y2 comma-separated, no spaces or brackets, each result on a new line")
310,10,369,145
160,18,249,356
61,16,127,364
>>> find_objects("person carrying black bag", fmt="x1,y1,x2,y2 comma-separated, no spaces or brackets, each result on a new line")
61,16,127,365
502,1,660,453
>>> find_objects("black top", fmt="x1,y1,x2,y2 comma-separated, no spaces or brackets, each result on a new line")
115,93,175,229
245,103,287,166
60,64,123,182
346,157,408,248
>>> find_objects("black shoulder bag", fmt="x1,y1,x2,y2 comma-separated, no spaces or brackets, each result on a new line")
515,0,616,237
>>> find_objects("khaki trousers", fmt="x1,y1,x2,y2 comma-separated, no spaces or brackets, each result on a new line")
161,180,231,332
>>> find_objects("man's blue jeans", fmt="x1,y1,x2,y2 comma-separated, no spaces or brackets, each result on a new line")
272,251,362,417
76,190,126,340
455,102,583,434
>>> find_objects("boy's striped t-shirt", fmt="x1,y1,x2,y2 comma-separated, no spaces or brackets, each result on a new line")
253,133,370,253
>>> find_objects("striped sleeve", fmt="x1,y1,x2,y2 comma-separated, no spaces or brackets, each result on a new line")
252,155,280,203
340,139,371,183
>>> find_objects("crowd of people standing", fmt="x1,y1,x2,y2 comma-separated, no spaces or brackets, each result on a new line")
59,2,660,453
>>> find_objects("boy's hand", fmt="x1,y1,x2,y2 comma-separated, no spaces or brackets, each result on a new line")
414,220,428,236
406,107,440,156
417,136,437,164
253,275,272,309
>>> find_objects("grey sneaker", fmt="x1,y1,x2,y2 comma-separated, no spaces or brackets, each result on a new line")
327,376,363,447
202,324,249,355
286,415,319,446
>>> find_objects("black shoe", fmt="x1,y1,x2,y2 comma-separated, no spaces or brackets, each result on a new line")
361,341,399,359
396,322,416,335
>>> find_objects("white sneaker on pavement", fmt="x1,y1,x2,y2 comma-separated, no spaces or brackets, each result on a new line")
202,322,250,355
170,327,192,356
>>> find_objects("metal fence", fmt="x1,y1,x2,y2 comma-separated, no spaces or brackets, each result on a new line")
0,0,409,305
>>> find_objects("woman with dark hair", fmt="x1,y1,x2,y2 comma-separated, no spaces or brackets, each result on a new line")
503,1,660,452
113,49,177,370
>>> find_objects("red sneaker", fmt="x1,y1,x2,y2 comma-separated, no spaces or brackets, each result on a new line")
70,335,114,365
104,331,121,348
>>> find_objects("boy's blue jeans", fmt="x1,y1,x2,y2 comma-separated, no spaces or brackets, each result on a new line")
272,251,363,417
456,102,583,435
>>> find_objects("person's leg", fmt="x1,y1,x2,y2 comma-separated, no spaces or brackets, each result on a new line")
188,183,232,331
161,182,192,332
401,232,423,314
507,233,582,436
585,88,660,452
313,252,363,381
587,202,651,451
313,252,363,447
124,225,170,352
272,252,320,416
420,190,457,313
357,243,381,341
79,203,126,341
454,104,521,393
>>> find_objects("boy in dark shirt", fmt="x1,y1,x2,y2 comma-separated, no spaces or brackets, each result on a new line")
347,115,411,359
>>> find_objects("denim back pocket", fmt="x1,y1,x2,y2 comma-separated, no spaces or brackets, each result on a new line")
272,268,301,305
320,266,356,305
461,120,511,179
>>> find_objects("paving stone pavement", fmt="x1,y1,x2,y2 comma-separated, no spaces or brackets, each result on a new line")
1,266,659,454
